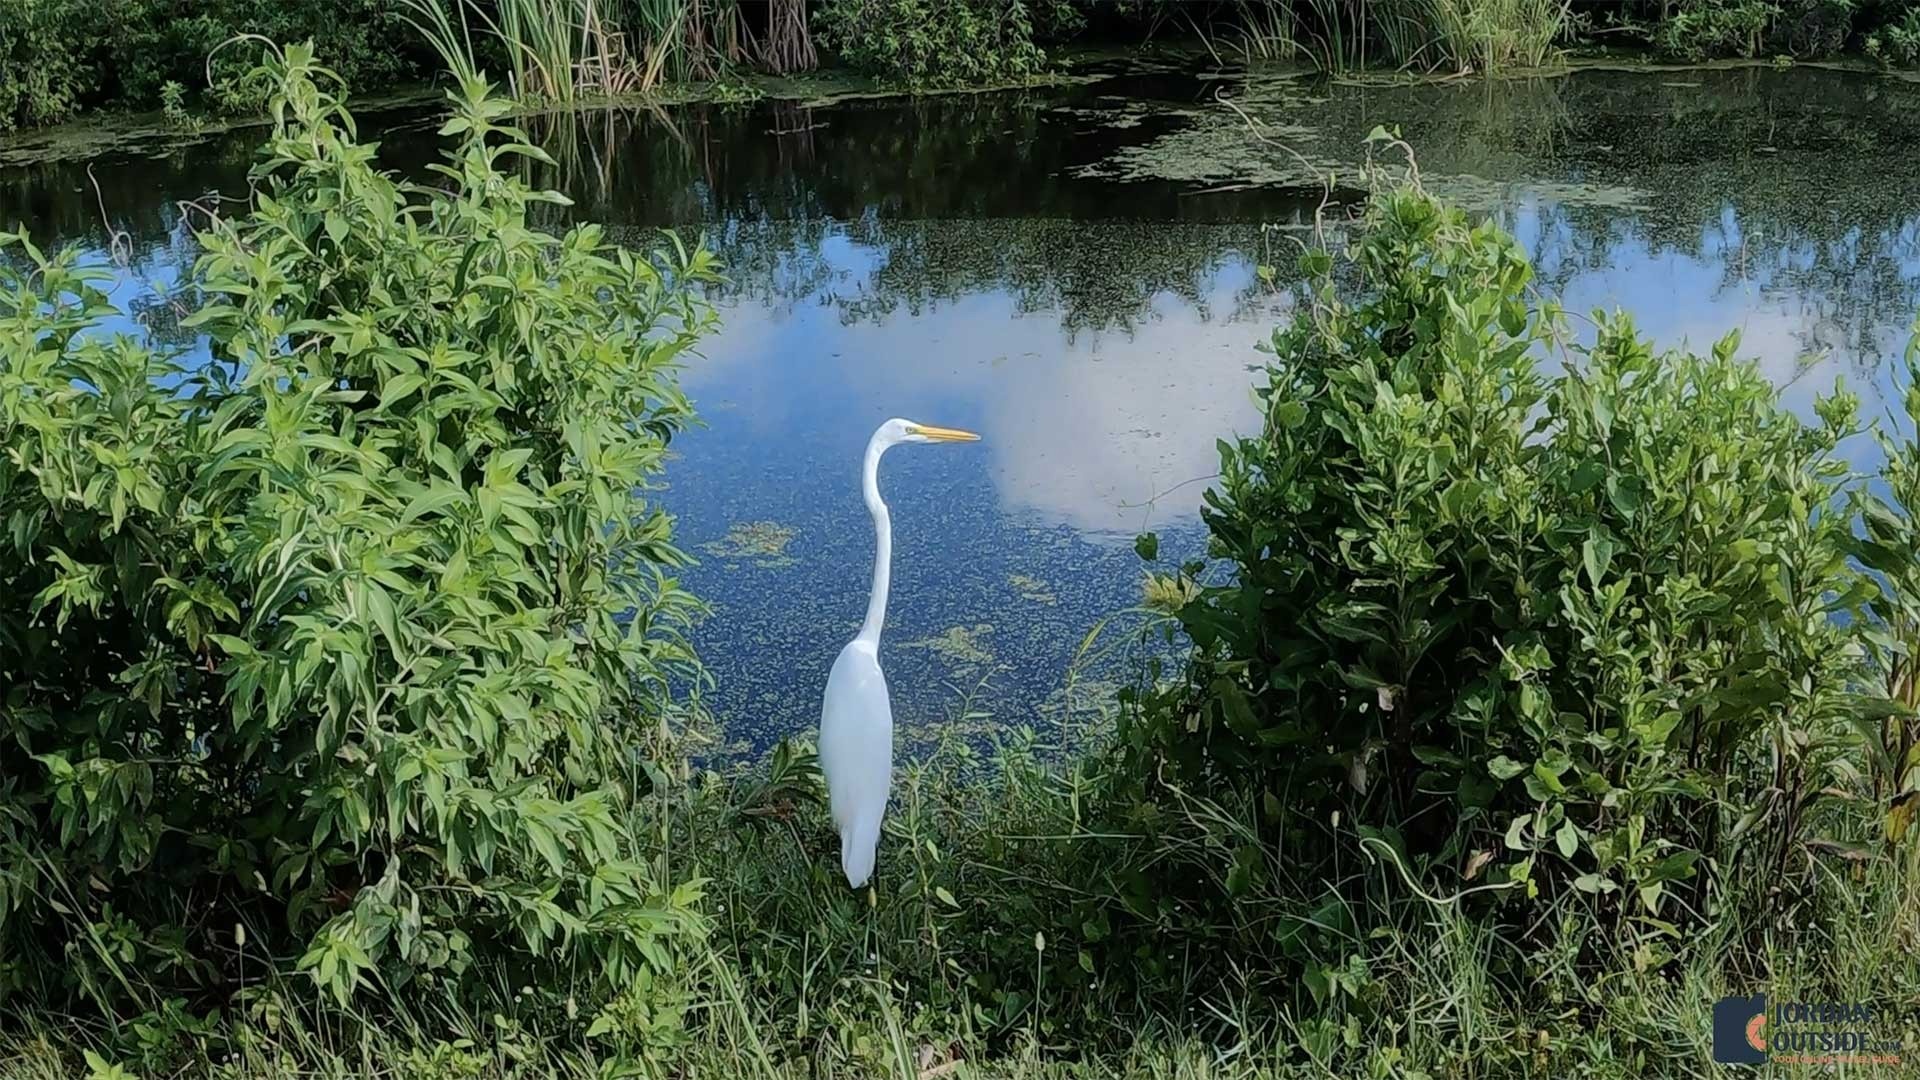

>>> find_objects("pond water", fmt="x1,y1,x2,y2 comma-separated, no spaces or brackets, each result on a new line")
7,60,1920,755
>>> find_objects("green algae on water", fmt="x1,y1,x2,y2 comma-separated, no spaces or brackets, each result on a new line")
701,521,799,568
901,623,997,671
1009,573,1058,606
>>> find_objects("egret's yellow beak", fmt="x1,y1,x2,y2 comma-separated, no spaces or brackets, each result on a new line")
908,423,981,443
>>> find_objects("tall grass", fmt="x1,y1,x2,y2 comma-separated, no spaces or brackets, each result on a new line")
403,0,752,102
399,0,483,86
1415,0,1570,73
490,0,644,98
1230,0,1303,63
1299,0,1367,71
10,722,1912,1077
1258,0,1569,73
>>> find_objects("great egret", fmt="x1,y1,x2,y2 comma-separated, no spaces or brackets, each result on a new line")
819,418,981,888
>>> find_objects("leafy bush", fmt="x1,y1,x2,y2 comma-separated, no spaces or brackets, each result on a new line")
104,0,427,114
1123,181,1869,939
1851,322,1920,844
815,0,1058,85
0,44,717,1028
1868,3,1920,61
1655,0,1779,58
0,1,428,127
0,0,91,129
158,80,191,128
1777,0,1858,53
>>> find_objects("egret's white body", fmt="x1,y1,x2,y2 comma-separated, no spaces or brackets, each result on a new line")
819,418,979,887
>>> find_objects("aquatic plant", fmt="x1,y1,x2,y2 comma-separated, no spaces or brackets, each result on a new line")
401,0,817,100
702,520,800,566
1852,318,1920,845
1251,0,1568,73
1413,0,1570,72
403,0,648,100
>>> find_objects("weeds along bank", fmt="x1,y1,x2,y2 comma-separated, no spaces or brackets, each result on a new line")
11,2,1920,130
3,53,1920,1080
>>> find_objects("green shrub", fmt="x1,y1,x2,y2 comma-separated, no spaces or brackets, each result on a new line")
1873,4,1920,61
1123,180,1869,940
0,1,429,127
1851,321,1920,845
1776,0,1858,53
0,44,717,1030
103,0,425,111
158,80,191,128
1655,0,1780,58
815,0,1058,85
0,0,92,129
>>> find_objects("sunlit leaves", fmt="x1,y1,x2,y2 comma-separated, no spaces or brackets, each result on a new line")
1133,182,1879,938
1,46,716,1014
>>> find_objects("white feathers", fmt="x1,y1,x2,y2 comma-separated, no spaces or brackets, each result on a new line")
820,640,892,888
815,419,977,889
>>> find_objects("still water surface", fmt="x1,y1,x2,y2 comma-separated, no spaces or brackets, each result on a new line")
6,61,1918,752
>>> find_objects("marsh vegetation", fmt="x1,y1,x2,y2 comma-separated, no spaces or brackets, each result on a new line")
10,1,1920,130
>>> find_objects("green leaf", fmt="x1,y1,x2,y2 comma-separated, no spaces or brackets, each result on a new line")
1582,533,1615,588
1487,755,1527,781
1134,532,1160,561
1504,813,1532,851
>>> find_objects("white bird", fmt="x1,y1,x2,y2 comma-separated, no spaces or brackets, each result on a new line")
819,418,981,888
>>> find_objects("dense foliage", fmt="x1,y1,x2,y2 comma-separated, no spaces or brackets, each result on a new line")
1595,0,1920,59
0,0,429,128
815,0,1081,85
0,0,91,129
1121,178,1885,952
0,43,717,1045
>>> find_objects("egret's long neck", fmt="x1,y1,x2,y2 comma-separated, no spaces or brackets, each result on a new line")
856,435,892,647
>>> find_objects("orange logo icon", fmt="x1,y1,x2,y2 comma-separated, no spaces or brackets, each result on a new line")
1745,1012,1767,1052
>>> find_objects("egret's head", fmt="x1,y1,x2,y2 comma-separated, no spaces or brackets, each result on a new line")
883,418,981,446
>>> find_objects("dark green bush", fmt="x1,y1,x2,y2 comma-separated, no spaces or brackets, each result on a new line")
104,0,427,113
1777,0,1859,53
0,0,91,129
1124,181,1869,935
1646,0,1879,57
1655,0,1780,58
1866,3,1920,62
0,45,717,1037
815,0,1061,85
0,1,427,126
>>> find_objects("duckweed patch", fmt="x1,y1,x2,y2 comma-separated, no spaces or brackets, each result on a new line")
1071,69,1650,213
901,623,998,671
700,521,800,568
1009,573,1058,605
